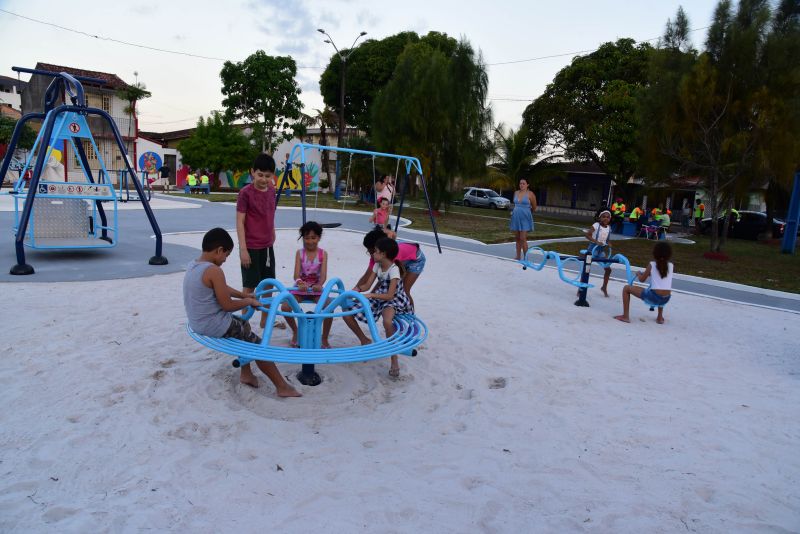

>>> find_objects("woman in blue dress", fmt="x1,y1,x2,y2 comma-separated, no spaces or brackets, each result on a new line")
510,178,537,260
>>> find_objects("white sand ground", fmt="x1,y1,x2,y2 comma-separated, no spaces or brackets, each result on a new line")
1,229,798,533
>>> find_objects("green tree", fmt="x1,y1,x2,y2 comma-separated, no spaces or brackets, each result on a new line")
758,0,800,227
220,51,303,153
522,39,651,183
0,116,37,149
177,112,256,189
372,36,492,210
485,124,562,195
320,31,466,134
639,1,799,252
116,81,151,144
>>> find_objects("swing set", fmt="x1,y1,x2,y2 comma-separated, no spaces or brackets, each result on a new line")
277,142,442,253
0,67,168,275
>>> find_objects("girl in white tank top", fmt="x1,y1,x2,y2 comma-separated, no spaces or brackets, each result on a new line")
614,242,673,324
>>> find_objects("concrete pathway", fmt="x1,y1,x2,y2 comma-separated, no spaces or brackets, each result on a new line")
1,194,798,313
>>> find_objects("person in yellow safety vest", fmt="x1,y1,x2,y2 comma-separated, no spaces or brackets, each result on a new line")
187,173,197,193
661,209,672,230
611,197,626,233
693,199,705,234
200,173,210,194
629,205,645,233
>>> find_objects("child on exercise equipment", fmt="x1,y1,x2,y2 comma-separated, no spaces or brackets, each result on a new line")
283,221,333,348
344,236,414,378
584,210,613,297
183,228,301,396
615,241,673,324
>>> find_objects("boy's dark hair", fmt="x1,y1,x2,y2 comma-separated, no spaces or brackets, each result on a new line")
378,197,390,205
252,153,276,173
653,242,673,278
299,221,323,238
374,236,399,259
202,227,234,252
363,228,387,251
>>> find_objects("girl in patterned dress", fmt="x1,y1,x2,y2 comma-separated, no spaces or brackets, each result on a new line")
283,221,333,348
343,236,413,378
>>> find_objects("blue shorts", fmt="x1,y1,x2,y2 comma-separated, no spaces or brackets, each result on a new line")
586,243,610,259
642,288,671,307
402,246,426,274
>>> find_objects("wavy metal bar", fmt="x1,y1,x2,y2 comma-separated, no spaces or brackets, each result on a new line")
518,247,593,288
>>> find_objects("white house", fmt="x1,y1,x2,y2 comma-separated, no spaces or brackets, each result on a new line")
21,63,141,183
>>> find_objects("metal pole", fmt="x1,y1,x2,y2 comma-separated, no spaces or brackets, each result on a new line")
781,172,800,254
338,58,346,151
574,254,592,307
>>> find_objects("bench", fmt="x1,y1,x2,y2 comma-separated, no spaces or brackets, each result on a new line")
184,184,210,194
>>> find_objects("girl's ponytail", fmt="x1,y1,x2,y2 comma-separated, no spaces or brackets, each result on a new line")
653,242,672,278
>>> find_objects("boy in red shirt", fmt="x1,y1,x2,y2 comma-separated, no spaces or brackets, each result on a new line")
236,154,286,340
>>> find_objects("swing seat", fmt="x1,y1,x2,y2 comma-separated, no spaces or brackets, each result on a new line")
187,278,428,367
15,192,117,249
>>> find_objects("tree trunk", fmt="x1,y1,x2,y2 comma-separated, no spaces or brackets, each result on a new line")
709,177,721,252
719,197,733,250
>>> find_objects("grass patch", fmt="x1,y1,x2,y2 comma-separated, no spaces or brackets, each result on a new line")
543,235,800,294
165,192,587,242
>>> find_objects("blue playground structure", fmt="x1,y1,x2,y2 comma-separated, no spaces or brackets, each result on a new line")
279,143,442,253
519,245,636,307
187,278,428,387
0,67,167,275
115,169,153,202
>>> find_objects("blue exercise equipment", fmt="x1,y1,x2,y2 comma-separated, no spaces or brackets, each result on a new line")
781,171,799,254
518,247,589,288
115,170,153,202
519,245,635,307
187,278,428,387
0,66,167,275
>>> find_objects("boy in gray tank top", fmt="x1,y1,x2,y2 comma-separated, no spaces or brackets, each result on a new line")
184,228,301,397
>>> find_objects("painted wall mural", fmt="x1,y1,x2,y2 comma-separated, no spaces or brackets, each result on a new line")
138,151,162,177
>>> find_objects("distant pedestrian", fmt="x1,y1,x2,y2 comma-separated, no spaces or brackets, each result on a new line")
510,178,537,261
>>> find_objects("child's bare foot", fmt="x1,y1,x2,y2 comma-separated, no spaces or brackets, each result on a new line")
656,317,665,324
601,287,609,297
276,385,302,397
321,339,332,349
388,366,400,378
240,368,259,388
290,336,298,348
613,315,630,323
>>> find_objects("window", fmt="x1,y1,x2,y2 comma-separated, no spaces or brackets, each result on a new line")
86,92,112,112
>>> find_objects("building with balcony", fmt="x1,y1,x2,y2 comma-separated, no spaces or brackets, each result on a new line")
0,74,25,112
21,63,139,182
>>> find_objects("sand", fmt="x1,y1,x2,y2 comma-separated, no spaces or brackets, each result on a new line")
1,228,797,533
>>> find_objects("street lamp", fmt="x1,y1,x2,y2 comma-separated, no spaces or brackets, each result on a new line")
317,29,367,150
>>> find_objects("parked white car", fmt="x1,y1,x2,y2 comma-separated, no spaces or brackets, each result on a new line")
462,187,510,210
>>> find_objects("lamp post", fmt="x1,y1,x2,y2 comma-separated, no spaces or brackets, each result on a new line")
317,29,367,150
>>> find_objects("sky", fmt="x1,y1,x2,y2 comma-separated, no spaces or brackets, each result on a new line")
0,0,724,133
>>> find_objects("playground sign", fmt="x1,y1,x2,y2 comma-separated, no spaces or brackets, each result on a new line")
37,181,113,197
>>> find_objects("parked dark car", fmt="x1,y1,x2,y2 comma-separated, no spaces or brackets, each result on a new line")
699,210,785,240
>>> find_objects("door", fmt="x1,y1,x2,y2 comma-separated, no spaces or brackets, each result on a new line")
164,154,177,186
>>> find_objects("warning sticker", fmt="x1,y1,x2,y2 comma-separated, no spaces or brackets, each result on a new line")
37,182,111,197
